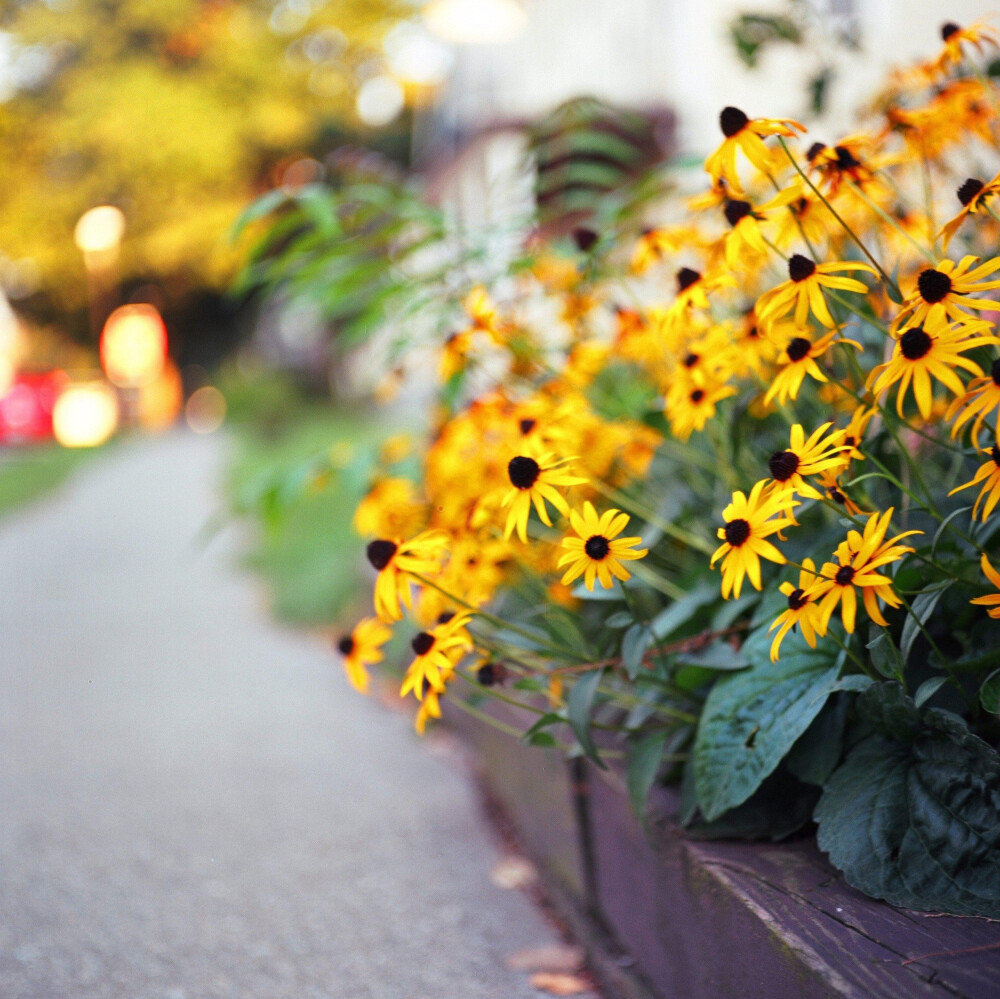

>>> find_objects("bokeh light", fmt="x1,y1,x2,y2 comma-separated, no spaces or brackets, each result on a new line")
355,75,405,126
384,22,453,86
52,380,118,448
185,385,226,434
100,304,168,389
73,205,126,255
423,0,527,45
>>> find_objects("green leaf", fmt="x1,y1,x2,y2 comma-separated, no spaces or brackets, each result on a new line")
621,623,652,680
693,627,844,820
567,669,607,769
649,583,717,639
816,691,1000,917
674,641,748,671
866,626,903,680
605,610,634,629
980,668,1000,714
914,676,948,707
900,583,951,663
786,693,850,786
627,730,668,818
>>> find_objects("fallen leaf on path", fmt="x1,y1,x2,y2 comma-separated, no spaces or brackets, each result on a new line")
505,944,585,973
490,855,537,889
529,971,592,995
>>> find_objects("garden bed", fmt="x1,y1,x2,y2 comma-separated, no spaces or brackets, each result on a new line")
448,701,1000,999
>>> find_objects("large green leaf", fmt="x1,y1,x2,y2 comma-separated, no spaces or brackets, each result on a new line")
816,683,1000,917
693,627,846,820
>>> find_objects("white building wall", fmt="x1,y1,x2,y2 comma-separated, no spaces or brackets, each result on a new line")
435,0,993,158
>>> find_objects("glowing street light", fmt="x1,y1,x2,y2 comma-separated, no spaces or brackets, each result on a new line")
100,303,168,389
75,205,126,340
423,0,527,45
52,380,119,448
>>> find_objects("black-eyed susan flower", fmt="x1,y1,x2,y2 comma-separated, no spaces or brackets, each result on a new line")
948,358,1000,445
949,443,1000,520
353,476,424,538
756,253,876,330
710,480,799,599
704,106,805,194
721,198,769,269
816,469,866,517
772,184,829,250
805,136,877,194
765,422,850,499
928,20,999,78
768,558,825,661
630,226,699,274
367,529,449,622
813,509,920,633
501,449,586,543
400,612,474,701
665,374,737,441
557,501,648,590
971,553,1000,619
842,403,877,461
891,256,1000,333
336,617,393,694
940,172,1000,250
869,315,1000,420
763,329,841,406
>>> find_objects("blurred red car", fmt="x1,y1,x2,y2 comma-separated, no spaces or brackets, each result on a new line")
0,371,68,444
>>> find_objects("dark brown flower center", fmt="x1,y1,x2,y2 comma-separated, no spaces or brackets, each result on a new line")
917,268,952,303
769,450,800,481
788,254,816,282
338,635,355,655
786,337,812,362
411,632,435,656
941,22,961,41
724,199,753,226
900,326,933,360
992,443,1000,467
690,388,706,403
584,535,611,560
683,352,701,368
677,267,701,292
806,141,827,162
724,518,751,546
519,418,537,435
719,106,749,138
437,611,455,624
508,455,540,489
746,324,760,339
957,178,985,207
992,358,1000,386
573,227,598,252
834,565,855,586
478,662,496,686
829,486,846,505
366,539,397,571
834,145,861,170
787,588,809,611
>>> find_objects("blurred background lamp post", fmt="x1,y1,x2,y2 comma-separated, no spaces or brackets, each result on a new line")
423,0,527,45
74,205,125,341
99,303,168,428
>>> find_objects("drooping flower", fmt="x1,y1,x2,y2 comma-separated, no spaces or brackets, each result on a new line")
813,509,920,633
400,612,474,701
704,106,805,193
939,172,1000,250
557,502,648,591
755,253,876,329
869,315,1000,420
927,20,1000,78
947,357,1000,445
366,529,449,622
501,450,586,543
816,469,866,517
336,618,393,694
768,558,825,661
970,554,1000,619
710,480,799,599
949,443,1000,520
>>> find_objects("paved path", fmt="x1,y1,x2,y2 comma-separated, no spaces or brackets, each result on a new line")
0,432,562,999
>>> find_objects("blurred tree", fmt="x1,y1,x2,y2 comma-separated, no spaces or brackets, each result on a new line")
0,0,407,320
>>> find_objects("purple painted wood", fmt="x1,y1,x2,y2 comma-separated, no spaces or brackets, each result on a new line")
589,771,1000,999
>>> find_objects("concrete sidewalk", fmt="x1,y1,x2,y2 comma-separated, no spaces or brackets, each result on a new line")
0,432,565,999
